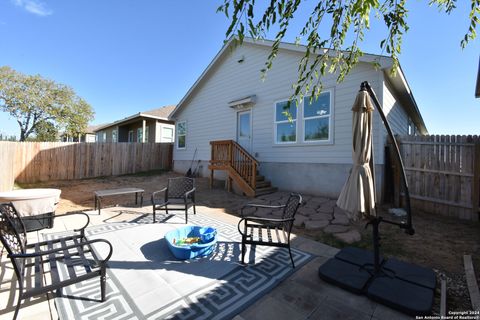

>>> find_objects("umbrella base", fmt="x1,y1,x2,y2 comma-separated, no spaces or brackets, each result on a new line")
318,247,435,316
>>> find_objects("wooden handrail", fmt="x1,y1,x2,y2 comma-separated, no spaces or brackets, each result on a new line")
210,140,258,191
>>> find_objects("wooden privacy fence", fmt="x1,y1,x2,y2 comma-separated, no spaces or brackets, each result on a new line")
0,142,173,191
392,135,480,221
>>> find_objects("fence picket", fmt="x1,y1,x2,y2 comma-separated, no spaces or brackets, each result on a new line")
396,134,478,221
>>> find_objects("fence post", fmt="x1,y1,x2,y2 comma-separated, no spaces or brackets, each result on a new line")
472,138,480,221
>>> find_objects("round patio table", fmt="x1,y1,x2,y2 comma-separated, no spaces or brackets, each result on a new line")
0,188,61,232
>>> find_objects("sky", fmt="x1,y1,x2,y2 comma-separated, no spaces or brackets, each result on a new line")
0,0,478,138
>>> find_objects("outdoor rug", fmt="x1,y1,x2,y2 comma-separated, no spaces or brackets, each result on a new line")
50,212,312,320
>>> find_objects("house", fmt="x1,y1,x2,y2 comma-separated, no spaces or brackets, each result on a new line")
94,105,175,143
60,125,101,142
169,38,427,198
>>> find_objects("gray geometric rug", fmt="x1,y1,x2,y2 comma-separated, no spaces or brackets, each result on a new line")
52,212,312,320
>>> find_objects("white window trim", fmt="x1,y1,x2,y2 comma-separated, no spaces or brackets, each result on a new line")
302,89,334,144
273,98,298,144
176,120,187,149
128,130,134,142
273,89,334,146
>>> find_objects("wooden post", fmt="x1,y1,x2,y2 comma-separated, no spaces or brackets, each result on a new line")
472,139,480,221
464,255,480,311
142,119,146,143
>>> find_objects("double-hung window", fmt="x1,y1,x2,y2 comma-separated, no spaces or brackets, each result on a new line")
112,129,117,143
274,100,297,143
137,128,143,142
177,121,186,149
303,91,331,142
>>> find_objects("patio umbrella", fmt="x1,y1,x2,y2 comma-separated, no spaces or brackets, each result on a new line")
336,89,376,221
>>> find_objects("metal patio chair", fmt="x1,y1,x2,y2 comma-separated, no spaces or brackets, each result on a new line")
151,177,196,223
237,193,302,268
0,203,113,320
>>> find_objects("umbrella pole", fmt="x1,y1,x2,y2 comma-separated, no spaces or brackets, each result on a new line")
372,217,381,274
361,81,414,236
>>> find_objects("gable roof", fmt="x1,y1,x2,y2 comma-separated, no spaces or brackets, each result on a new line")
94,105,175,132
169,37,427,134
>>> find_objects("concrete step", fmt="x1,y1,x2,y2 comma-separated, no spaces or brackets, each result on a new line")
255,186,278,197
256,175,265,182
256,180,271,188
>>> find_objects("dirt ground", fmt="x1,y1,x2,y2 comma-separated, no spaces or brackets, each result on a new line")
19,170,480,312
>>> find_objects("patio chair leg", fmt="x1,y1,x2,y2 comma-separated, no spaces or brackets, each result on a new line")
13,295,21,320
100,269,106,302
241,240,246,264
152,207,156,223
193,203,196,215
288,246,295,268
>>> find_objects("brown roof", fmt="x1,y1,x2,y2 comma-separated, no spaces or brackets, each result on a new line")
142,105,176,119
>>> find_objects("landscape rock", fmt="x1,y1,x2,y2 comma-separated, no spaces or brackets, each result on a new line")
333,230,361,244
304,220,330,230
323,224,350,234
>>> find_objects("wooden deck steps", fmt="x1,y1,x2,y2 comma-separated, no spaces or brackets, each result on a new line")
209,140,277,197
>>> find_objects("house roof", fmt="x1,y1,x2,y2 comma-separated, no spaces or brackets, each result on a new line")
476,57,480,98
169,37,427,134
94,105,175,132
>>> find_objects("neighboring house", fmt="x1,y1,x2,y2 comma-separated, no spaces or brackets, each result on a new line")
94,105,175,143
61,125,101,142
169,38,427,198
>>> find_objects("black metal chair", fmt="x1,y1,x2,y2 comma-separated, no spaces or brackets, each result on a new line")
237,193,302,268
151,177,196,223
0,203,113,320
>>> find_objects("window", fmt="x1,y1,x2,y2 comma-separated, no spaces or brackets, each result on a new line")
177,121,186,149
102,131,106,142
144,126,149,142
137,128,143,142
162,127,174,142
128,130,134,142
303,91,331,142
112,129,117,142
274,100,297,143
274,89,333,145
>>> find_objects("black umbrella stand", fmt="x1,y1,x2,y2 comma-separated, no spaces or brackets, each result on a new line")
318,82,436,316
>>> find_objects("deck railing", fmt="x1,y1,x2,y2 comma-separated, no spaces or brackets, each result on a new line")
210,140,258,191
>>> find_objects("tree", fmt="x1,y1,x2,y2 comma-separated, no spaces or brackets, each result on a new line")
0,66,94,141
31,120,58,142
217,0,479,101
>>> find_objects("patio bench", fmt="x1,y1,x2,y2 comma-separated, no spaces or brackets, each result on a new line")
94,187,144,214
0,203,113,320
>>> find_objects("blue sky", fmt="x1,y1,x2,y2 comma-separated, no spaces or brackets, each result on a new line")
0,0,478,137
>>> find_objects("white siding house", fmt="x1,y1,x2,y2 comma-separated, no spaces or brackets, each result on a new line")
170,38,427,198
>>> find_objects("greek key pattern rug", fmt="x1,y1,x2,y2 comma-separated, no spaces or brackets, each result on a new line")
52,212,312,320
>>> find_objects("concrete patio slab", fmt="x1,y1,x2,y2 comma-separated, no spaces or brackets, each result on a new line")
0,190,414,320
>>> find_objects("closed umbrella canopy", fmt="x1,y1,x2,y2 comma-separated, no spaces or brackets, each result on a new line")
336,90,376,220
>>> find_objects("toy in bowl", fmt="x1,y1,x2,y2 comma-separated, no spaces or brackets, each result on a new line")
165,226,217,260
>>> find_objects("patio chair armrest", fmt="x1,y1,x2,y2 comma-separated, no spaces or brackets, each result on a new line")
53,212,90,235
240,203,285,216
10,239,114,263
184,187,196,200
242,216,295,224
237,216,294,235
151,187,168,202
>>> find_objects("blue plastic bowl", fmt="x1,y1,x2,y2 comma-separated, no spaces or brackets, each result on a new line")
165,226,217,260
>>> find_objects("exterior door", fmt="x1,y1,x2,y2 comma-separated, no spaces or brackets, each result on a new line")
237,110,252,153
